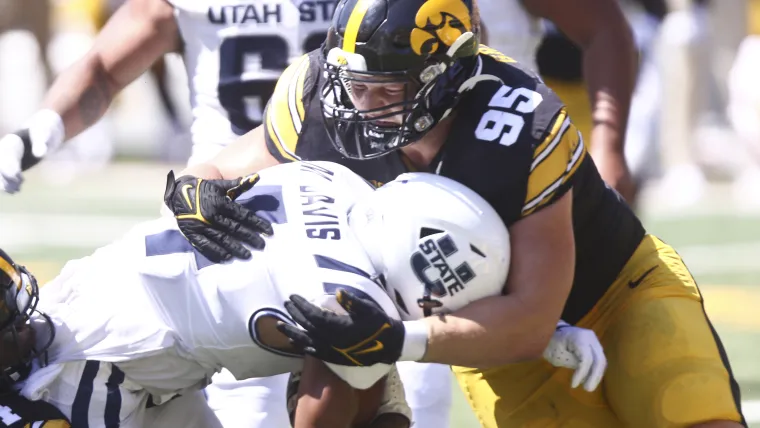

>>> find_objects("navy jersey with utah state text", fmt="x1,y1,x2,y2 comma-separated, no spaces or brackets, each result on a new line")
262,45,646,324
0,392,69,428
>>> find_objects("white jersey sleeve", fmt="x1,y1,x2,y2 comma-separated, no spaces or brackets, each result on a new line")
166,0,335,164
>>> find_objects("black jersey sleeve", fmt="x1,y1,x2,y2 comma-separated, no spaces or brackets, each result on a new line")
0,393,70,428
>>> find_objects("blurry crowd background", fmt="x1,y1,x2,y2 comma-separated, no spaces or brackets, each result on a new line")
1,0,760,426
2,0,760,209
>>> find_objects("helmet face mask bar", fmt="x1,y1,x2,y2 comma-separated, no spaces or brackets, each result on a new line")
320,58,422,159
319,0,490,160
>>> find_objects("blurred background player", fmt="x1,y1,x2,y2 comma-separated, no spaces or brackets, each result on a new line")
727,0,760,206
532,0,668,209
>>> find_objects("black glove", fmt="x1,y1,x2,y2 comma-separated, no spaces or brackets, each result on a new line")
163,170,273,263
277,289,405,366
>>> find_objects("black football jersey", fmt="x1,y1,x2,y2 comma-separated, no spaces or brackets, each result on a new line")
262,46,645,323
0,392,69,428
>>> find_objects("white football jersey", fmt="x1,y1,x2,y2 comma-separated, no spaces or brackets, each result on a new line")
30,161,398,399
168,0,335,164
478,0,544,71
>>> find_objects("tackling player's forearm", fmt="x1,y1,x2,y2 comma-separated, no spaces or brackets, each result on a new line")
415,293,556,368
410,193,575,368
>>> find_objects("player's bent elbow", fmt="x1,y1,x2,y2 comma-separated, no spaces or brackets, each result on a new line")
523,327,555,361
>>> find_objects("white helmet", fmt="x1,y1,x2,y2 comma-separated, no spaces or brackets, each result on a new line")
348,173,511,320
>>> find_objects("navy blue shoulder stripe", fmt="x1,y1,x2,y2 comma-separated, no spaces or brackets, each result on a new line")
314,255,371,279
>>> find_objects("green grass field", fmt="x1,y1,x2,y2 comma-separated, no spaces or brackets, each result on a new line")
2,161,759,427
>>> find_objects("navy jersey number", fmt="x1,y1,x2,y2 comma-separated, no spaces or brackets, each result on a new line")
217,32,327,135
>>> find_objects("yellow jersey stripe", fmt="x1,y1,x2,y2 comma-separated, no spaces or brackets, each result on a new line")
41,420,72,428
531,115,571,172
266,111,298,162
532,109,568,164
265,56,310,162
522,121,581,215
343,0,372,53
522,177,563,216
287,58,309,134
564,130,587,183
525,120,577,201
478,45,516,64
295,58,308,119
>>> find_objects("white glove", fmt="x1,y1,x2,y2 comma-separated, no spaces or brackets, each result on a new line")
0,110,65,194
0,132,25,194
543,320,607,392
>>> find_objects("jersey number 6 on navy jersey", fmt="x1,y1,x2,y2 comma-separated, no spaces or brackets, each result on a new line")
218,33,326,135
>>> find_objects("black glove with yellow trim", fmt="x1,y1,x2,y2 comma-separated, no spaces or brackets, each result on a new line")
163,170,273,263
277,289,406,367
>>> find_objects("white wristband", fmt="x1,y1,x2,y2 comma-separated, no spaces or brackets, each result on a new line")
24,109,65,159
399,320,429,362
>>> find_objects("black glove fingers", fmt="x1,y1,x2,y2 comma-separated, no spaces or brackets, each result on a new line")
182,230,231,263
211,214,266,250
275,322,314,351
219,202,274,236
284,299,318,332
203,228,251,261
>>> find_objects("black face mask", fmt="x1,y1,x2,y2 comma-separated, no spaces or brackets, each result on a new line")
320,55,481,160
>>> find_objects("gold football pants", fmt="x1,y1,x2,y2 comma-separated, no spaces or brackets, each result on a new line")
453,235,745,427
